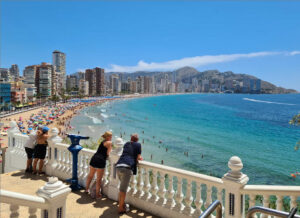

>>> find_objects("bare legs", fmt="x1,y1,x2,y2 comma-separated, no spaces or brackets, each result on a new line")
85,166,104,198
32,158,44,173
26,158,32,170
85,166,96,192
38,160,44,173
32,158,38,173
96,169,104,198
118,191,126,213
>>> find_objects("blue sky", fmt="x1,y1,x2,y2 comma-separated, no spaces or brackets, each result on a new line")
1,1,300,90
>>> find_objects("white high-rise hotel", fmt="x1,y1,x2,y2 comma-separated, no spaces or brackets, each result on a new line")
52,50,66,91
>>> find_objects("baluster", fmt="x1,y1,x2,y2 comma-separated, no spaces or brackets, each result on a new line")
174,176,184,213
103,163,109,185
10,204,19,218
149,170,159,203
249,194,257,218
83,154,89,180
142,167,151,201
276,195,283,218
61,149,66,172
68,151,72,175
262,195,270,218
157,172,166,206
205,184,212,209
135,167,144,198
78,154,83,179
28,207,37,218
128,174,137,196
165,174,175,209
217,188,224,214
194,182,203,217
182,179,194,216
290,196,297,210
276,195,283,211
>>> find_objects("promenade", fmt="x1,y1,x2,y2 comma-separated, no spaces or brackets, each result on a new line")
0,170,157,218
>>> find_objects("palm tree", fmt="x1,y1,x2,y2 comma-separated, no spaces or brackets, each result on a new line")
50,95,60,106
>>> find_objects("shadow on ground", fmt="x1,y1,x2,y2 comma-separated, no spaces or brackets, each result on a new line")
74,190,159,218
11,170,48,182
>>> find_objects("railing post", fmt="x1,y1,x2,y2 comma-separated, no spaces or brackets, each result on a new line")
106,137,124,201
7,121,20,148
5,121,21,173
36,177,71,218
222,156,249,218
46,128,62,176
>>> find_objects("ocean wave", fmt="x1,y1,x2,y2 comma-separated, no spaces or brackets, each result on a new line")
101,109,106,113
243,98,296,106
84,113,102,124
101,113,109,118
88,125,95,132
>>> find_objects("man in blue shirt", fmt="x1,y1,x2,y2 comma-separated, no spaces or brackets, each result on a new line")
116,133,142,214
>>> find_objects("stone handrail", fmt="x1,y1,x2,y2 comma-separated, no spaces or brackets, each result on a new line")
241,185,300,218
4,122,300,218
0,189,48,209
242,185,300,196
0,177,71,218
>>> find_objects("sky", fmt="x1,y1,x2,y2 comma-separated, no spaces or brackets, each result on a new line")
1,1,300,91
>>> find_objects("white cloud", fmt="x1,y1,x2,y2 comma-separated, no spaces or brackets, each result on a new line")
288,51,300,56
105,51,300,73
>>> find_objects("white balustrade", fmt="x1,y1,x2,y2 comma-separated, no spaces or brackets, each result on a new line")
241,186,300,218
0,177,71,218
5,125,300,218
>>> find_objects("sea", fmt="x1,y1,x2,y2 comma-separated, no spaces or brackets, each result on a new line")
70,94,300,185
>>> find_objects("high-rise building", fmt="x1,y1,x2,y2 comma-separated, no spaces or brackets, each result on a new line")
85,69,95,95
79,79,89,96
66,75,78,91
52,50,66,91
110,74,120,94
0,82,11,111
85,67,105,96
10,64,19,79
0,68,10,82
144,77,151,94
137,76,144,94
23,65,38,85
38,63,53,98
130,81,137,93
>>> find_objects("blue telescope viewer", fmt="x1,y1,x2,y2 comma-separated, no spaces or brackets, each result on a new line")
66,134,89,191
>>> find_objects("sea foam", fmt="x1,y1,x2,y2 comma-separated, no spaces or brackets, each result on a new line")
243,98,296,106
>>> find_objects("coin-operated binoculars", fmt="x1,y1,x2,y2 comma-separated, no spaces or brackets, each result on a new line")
66,134,89,191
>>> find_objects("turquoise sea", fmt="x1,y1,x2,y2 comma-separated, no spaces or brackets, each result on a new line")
71,94,300,185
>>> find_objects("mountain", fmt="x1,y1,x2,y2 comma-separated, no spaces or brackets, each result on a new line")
106,67,298,94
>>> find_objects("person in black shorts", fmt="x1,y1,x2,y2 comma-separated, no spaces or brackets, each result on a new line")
85,131,113,199
33,126,49,174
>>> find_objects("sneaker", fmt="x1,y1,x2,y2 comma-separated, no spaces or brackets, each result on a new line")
124,204,130,213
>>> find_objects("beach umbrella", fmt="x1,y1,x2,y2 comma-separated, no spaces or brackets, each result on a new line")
28,128,33,130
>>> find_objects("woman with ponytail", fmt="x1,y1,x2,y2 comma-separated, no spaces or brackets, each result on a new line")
85,131,112,199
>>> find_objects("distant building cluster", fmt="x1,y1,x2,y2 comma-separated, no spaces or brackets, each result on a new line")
0,50,263,112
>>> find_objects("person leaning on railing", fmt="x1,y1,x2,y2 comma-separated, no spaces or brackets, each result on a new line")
85,131,113,199
116,133,142,214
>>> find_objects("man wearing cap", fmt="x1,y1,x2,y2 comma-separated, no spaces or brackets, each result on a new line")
32,126,49,174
